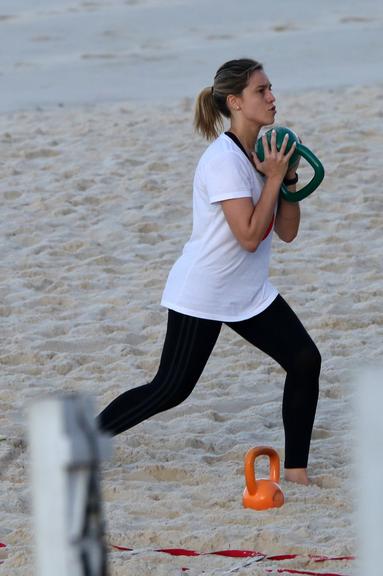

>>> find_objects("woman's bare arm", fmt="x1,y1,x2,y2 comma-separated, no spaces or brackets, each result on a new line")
221,131,297,251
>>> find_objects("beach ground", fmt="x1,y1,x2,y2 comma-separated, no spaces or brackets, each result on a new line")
1,81,382,574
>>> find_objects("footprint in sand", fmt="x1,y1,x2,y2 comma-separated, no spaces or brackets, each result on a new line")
128,464,191,482
313,474,342,489
0,14,16,21
339,16,373,24
206,33,234,41
323,387,343,400
81,53,118,60
101,30,119,38
75,178,96,191
30,35,61,43
336,145,368,154
24,148,61,159
272,23,299,32
135,222,160,233
147,161,171,172
4,190,22,200
311,427,332,440
81,1,102,8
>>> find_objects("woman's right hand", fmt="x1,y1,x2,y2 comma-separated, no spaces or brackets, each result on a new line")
251,129,297,181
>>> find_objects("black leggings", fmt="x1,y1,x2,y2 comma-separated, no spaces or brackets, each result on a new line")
97,295,321,468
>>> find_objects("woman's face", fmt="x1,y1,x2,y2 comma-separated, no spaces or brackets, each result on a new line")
235,70,276,127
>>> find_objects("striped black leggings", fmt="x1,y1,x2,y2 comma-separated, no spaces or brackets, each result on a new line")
97,295,321,468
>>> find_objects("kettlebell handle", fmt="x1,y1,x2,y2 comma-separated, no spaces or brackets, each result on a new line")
244,446,281,495
281,141,325,202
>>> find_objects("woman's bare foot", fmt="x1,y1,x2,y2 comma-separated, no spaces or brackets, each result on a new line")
284,468,310,485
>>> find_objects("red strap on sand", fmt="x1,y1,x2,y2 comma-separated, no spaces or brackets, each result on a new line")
158,548,265,558
311,555,354,563
0,542,352,575
212,549,264,558
0,544,6,565
113,545,264,558
112,545,353,575
267,555,300,561
266,554,354,563
112,545,353,563
156,548,200,557
266,570,349,576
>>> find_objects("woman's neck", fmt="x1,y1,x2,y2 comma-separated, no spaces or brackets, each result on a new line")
228,123,261,155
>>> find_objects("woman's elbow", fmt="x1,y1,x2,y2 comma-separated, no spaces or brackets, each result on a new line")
278,230,298,243
241,238,261,252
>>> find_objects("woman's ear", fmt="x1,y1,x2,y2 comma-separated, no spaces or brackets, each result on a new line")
227,94,241,112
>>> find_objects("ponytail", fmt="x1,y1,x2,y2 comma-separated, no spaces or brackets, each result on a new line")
193,87,223,141
193,59,263,141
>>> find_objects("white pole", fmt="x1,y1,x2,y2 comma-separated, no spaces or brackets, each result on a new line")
356,367,383,576
29,395,112,576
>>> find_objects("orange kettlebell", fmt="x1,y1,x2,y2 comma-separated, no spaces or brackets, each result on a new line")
243,446,284,511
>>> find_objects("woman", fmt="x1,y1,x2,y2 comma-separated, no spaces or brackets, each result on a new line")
98,58,321,485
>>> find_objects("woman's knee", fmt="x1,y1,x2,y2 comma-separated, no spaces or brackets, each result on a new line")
291,341,321,379
149,374,198,412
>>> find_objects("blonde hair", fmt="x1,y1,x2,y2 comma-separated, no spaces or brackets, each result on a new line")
194,58,263,140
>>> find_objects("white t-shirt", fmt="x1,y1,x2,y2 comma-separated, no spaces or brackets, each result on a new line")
161,133,278,321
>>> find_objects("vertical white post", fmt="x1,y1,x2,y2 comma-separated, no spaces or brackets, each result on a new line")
356,367,383,576
29,395,112,576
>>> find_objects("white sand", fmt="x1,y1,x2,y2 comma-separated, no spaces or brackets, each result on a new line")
1,83,382,575
1,1,383,575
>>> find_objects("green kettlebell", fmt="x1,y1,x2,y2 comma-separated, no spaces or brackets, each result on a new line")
256,126,325,202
